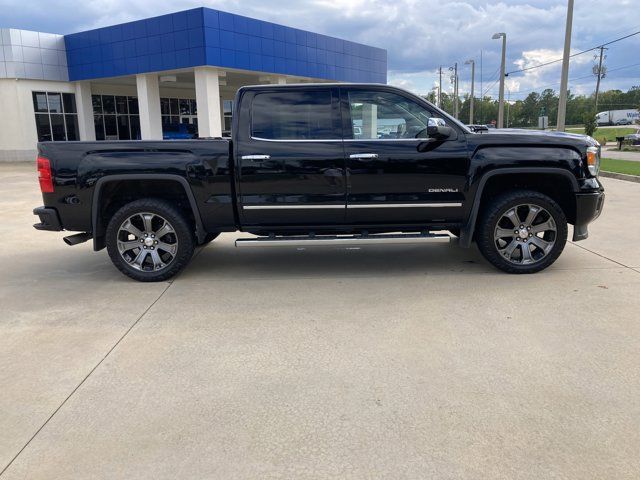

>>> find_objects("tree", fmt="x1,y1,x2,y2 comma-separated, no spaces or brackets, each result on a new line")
583,110,597,137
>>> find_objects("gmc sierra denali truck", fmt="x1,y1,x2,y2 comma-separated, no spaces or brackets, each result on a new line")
33,83,605,282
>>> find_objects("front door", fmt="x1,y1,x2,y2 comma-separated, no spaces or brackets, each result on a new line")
236,87,346,227
341,87,469,225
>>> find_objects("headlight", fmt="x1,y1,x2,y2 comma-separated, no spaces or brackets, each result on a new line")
586,146,600,177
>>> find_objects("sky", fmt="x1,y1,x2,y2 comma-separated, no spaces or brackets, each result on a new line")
1,0,638,100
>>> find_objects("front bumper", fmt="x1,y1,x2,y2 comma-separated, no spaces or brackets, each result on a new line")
572,191,605,241
33,206,63,231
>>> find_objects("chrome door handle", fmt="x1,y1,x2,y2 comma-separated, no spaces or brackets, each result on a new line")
349,153,378,159
241,154,271,160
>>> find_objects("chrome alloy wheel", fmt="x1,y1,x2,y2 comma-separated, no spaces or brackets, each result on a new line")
116,212,178,272
493,204,557,265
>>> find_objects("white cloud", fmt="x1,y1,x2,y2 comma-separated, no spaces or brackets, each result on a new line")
0,0,637,96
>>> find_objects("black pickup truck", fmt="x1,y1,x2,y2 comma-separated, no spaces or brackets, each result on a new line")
34,83,605,281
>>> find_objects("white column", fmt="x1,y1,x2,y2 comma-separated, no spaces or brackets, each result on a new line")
75,81,95,141
136,73,162,140
194,67,222,138
362,104,377,139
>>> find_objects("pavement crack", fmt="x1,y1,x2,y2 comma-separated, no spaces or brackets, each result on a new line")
569,241,640,274
0,280,174,477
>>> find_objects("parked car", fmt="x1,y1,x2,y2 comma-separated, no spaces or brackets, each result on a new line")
624,130,640,145
162,123,197,140
615,118,633,126
33,83,605,281
467,124,489,133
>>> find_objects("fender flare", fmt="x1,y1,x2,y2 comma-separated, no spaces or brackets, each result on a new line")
459,167,579,248
91,174,206,250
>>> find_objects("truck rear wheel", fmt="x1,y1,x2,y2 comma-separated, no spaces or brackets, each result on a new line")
105,198,195,282
476,190,567,274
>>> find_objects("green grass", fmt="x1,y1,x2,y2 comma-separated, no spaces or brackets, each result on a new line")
566,127,637,142
601,158,640,176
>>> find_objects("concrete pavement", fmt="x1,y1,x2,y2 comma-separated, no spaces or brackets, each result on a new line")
1,164,639,479
602,147,640,162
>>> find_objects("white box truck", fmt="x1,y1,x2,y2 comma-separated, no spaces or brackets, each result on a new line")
596,109,640,126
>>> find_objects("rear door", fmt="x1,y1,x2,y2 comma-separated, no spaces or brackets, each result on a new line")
235,87,346,227
341,87,469,225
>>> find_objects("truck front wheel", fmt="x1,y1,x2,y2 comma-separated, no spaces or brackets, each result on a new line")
476,190,568,274
105,198,195,282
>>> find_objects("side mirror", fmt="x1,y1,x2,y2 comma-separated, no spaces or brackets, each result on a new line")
426,125,453,140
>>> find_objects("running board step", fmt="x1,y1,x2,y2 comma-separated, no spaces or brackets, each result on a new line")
235,233,451,248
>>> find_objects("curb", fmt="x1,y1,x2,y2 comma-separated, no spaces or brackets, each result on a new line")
600,171,640,183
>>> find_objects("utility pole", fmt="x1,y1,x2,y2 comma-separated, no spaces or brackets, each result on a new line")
594,46,607,111
465,59,475,124
506,89,511,127
449,63,458,118
438,66,443,109
556,0,574,132
480,50,483,124
492,32,507,128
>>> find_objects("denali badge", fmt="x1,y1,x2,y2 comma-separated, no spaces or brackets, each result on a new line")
428,188,459,193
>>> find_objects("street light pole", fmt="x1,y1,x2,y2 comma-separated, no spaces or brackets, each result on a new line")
492,32,507,128
465,59,475,124
438,66,443,109
556,0,574,132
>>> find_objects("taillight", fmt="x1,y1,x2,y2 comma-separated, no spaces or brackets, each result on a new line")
37,156,54,193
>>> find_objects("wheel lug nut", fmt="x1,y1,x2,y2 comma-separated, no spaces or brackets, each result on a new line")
144,233,148,237
151,234,155,238
514,230,519,234
151,246,154,250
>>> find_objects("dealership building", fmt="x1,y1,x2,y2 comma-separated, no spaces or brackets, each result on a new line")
0,7,387,161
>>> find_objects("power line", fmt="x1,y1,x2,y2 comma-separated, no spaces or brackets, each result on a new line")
506,60,640,98
506,30,640,76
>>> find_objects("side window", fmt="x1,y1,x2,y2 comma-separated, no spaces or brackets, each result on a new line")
252,90,336,140
347,90,434,140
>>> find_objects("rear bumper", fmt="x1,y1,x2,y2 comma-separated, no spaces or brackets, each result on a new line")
572,191,605,241
33,206,63,231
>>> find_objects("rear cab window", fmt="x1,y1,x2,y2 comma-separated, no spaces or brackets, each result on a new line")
250,89,340,141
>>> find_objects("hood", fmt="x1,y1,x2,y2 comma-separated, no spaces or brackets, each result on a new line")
479,128,598,147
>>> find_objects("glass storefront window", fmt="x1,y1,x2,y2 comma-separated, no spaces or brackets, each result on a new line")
116,96,128,115
128,97,139,115
92,95,103,114
35,114,51,141
47,93,63,114
33,92,48,113
32,91,79,142
63,93,77,114
169,98,179,115
102,96,116,114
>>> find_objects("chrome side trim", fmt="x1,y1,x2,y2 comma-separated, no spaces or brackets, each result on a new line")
348,202,463,208
235,233,451,248
349,153,378,159
242,202,463,210
243,204,345,210
250,136,343,143
249,136,427,143
241,154,270,160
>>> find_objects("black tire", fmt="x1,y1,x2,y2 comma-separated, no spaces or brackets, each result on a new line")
199,232,220,245
476,190,568,274
106,198,195,282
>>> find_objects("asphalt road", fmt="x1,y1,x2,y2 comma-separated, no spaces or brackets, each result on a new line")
1,163,639,479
